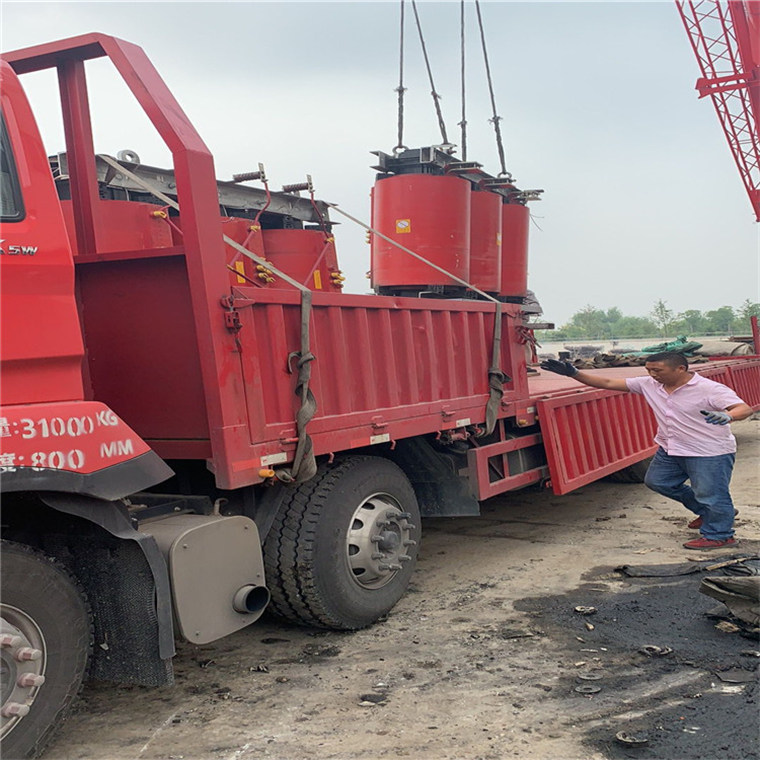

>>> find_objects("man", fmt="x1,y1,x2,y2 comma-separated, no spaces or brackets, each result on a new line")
540,351,753,550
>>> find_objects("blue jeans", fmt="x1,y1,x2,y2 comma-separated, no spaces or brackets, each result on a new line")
644,448,736,540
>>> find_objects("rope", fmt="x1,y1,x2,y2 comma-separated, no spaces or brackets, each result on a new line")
411,0,451,147
459,0,467,161
395,0,408,154
97,154,318,484
475,0,510,178
328,202,508,436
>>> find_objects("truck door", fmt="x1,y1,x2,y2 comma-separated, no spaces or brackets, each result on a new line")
0,60,85,407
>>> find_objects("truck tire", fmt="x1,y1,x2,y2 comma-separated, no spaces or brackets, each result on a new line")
263,456,421,630
1,541,92,759
606,457,653,484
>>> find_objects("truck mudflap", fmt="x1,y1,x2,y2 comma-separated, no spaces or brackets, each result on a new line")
537,389,658,495
0,401,173,499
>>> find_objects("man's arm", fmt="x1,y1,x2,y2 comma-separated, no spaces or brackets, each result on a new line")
701,403,753,425
540,359,629,392
726,403,753,421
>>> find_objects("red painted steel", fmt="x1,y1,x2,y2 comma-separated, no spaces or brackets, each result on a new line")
466,433,547,500
727,357,760,407
75,256,210,442
224,288,524,487
371,173,471,290
676,0,760,220
0,55,170,479
469,189,502,294
500,203,529,297
3,34,253,472
261,229,342,292
0,401,152,474
60,200,174,255
537,389,658,495
535,359,760,494
220,216,266,287
0,61,85,406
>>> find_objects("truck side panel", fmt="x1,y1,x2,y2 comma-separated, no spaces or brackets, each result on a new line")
537,359,760,494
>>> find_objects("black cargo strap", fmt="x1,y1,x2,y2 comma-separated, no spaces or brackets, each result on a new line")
329,203,508,437
484,300,506,436
97,155,319,484
278,292,319,484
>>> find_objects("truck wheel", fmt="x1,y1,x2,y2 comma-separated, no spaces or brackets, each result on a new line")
1,541,92,759
606,457,653,484
263,456,421,630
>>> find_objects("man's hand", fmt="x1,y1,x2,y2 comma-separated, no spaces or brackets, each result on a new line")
700,410,732,425
540,359,579,377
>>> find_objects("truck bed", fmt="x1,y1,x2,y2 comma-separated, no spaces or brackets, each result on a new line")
74,239,760,496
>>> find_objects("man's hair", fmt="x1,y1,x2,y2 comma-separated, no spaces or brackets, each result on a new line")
645,351,689,369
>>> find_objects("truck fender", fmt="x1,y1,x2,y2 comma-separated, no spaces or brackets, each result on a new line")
38,492,175,663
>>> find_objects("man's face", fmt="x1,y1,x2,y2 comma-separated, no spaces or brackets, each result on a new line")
645,360,686,385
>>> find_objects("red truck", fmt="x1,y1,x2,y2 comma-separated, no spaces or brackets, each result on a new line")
1,34,758,759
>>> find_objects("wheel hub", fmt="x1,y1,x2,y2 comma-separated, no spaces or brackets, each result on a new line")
346,494,417,589
1,607,46,740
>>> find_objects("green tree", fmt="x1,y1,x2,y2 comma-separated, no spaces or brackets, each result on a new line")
674,309,706,335
567,305,608,339
605,306,623,324
736,299,760,328
610,315,658,338
704,306,736,334
650,299,675,337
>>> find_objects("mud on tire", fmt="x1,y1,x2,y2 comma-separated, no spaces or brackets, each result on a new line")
1,541,92,759
263,456,421,630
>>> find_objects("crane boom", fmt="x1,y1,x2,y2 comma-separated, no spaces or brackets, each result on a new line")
676,0,760,221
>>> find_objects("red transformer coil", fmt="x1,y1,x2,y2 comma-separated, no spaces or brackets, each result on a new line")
261,229,343,292
468,189,502,294
500,202,530,298
371,174,471,293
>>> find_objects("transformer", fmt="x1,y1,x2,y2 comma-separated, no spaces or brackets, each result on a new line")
371,173,471,296
500,203,530,299
468,189,502,295
261,229,343,292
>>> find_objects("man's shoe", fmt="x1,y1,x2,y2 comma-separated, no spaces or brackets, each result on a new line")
683,537,737,550
688,509,739,530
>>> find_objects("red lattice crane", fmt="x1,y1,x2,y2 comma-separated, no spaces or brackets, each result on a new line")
676,0,760,220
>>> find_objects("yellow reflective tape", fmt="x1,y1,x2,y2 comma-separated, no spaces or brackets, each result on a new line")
313,270,323,289
234,260,246,283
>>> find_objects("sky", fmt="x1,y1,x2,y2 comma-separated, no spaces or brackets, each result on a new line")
1,0,758,328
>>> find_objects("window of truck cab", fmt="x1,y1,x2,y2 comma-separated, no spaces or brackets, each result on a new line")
0,114,25,222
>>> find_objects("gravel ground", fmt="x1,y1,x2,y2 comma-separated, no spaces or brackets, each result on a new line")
44,418,760,760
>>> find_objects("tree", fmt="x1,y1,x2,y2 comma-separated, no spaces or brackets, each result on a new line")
566,305,608,339
610,315,658,338
737,299,760,326
675,309,706,335
704,306,736,334
650,299,675,337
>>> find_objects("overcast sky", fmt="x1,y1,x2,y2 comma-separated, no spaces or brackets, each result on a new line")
2,1,758,327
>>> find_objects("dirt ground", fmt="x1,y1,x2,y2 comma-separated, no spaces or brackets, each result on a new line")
46,419,759,760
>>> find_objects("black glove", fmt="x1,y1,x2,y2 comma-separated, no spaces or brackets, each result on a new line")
540,359,579,377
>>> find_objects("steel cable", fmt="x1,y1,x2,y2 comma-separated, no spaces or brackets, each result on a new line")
459,0,467,160
395,0,407,154
475,0,510,177
411,0,451,147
